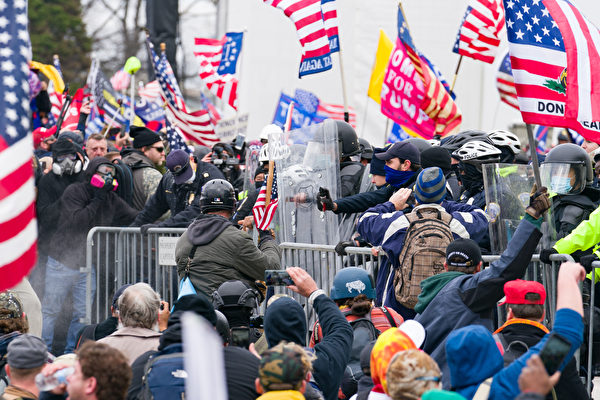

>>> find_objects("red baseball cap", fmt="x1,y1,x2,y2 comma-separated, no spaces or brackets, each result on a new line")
33,126,57,148
499,279,546,305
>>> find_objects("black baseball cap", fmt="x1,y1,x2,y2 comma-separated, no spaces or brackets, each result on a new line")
374,142,420,164
445,238,482,268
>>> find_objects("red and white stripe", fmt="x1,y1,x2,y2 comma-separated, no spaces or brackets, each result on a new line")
455,0,505,63
138,80,161,102
193,37,226,69
317,102,357,127
547,0,600,122
421,63,462,136
252,185,278,231
196,54,238,111
264,0,331,63
321,0,339,51
0,136,37,290
49,91,62,120
161,93,219,146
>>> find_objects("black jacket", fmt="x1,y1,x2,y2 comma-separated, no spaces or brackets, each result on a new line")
47,157,138,269
552,187,600,241
36,171,84,255
498,321,589,400
340,160,365,198
131,162,224,228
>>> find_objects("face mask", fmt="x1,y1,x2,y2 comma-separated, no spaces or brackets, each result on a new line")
460,163,484,193
551,175,572,194
255,181,264,189
384,166,415,188
52,157,82,176
90,174,119,191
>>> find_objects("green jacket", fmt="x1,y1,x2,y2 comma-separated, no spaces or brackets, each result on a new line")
175,214,281,296
553,206,600,282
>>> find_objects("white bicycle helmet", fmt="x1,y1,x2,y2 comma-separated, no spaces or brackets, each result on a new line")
452,140,502,164
488,130,522,155
259,144,269,162
259,124,283,142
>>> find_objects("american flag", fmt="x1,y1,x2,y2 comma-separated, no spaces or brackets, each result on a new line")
321,0,340,53
0,0,38,291
503,0,600,140
453,0,505,64
264,0,333,77
253,169,279,231
52,54,62,77
138,80,161,102
497,50,519,109
398,7,462,136
88,59,128,128
195,54,239,111
193,32,243,75
294,88,320,115
146,38,219,146
165,117,193,154
315,102,357,127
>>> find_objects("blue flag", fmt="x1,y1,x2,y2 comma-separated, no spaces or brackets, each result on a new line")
217,32,244,75
293,89,320,115
388,123,412,143
272,93,314,130
135,98,165,124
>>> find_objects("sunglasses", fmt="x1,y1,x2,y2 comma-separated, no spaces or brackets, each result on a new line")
152,146,165,153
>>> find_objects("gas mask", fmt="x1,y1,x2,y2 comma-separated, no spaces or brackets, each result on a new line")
90,164,119,191
52,153,82,176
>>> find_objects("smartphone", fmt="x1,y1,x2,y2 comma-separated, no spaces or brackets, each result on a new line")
265,270,294,286
538,333,572,375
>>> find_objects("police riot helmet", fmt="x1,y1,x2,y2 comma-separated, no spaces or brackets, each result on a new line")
335,120,361,158
487,130,522,155
215,310,231,345
452,140,501,171
200,179,236,213
330,267,376,300
212,280,260,310
406,138,432,153
359,138,373,160
541,143,592,195
441,130,491,153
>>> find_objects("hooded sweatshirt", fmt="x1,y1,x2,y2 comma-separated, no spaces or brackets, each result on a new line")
414,272,464,314
175,214,281,296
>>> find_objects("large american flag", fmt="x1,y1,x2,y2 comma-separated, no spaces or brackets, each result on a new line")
398,7,462,136
252,169,279,231
497,50,520,109
263,0,333,77
0,0,37,291
165,117,193,154
503,0,600,140
453,0,505,63
146,38,219,146
321,0,340,53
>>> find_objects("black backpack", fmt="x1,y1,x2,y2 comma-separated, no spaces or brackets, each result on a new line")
112,159,135,207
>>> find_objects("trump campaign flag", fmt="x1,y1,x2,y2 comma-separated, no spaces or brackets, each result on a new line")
496,50,519,110
453,0,505,63
0,0,37,290
503,0,600,140
263,0,332,77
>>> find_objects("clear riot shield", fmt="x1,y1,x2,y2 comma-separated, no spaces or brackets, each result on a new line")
483,163,535,254
339,166,374,241
276,120,341,246
242,144,263,196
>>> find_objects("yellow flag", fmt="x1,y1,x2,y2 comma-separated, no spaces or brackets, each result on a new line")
30,61,65,94
367,30,394,104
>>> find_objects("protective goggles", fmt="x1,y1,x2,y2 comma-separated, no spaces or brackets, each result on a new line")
96,164,116,176
55,153,77,163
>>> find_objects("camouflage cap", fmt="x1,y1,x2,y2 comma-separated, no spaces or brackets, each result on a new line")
0,292,23,320
259,342,312,391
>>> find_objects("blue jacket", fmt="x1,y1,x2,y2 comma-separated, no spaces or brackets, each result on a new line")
357,201,489,317
335,184,395,215
446,309,583,400
414,217,543,388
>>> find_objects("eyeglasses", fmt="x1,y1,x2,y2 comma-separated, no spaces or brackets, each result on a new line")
152,146,165,153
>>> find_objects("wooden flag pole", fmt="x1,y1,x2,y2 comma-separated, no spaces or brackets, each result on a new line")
337,48,350,123
265,102,293,208
384,117,391,144
450,55,463,95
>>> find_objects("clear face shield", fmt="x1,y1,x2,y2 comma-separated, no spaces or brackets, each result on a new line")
540,162,586,195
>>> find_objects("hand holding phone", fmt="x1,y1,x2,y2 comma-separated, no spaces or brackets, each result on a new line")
265,270,294,286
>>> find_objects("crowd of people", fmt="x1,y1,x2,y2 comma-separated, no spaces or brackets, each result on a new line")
3,110,600,400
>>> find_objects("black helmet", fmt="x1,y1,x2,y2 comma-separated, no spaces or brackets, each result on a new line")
441,130,491,153
215,310,231,345
405,138,432,153
335,120,361,158
200,179,236,213
358,138,373,160
541,143,593,194
212,280,260,311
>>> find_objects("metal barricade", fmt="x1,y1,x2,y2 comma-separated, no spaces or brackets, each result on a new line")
587,260,600,394
85,227,185,325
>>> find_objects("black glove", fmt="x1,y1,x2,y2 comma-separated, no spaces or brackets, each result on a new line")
335,241,354,256
140,224,157,235
539,248,557,264
579,254,599,274
525,186,551,219
317,187,335,212
258,229,275,241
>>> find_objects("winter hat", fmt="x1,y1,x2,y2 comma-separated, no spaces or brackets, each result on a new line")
415,167,446,204
264,297,307,347
370,147,386,176
421,147,452,173
59,130,84,147
445,325,503,390
130,126,161,149
172,294,217,327
52,136,83,159
385,349,442,398
111,284,132,311
166,149,193,185
7,334,49,369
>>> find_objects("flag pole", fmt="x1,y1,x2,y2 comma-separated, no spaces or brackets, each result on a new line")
360,96,370,137
337,48,350,123
384,117,391,144
450,55,463,95
526,123,542,188
265,102,293,208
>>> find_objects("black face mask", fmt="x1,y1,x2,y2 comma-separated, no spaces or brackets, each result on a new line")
460,163,484,194
255,181,264,189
